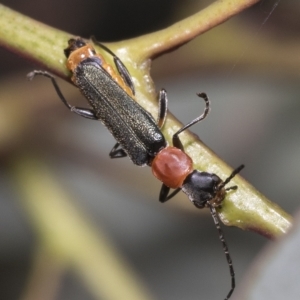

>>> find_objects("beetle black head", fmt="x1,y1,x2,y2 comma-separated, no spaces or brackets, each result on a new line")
64,38,87,58
182,165,244,209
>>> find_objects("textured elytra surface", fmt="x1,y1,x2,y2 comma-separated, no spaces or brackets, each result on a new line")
74,59,166,166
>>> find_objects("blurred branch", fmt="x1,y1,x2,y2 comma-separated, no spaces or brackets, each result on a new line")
12,156,154,300
0,0,292,243
20,245,64,300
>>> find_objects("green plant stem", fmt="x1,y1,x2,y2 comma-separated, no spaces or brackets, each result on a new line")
122,0,261,60
0,1,292,239
0,4,70,77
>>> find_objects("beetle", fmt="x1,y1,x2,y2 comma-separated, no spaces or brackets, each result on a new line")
28,37,167,166
28,37,243,300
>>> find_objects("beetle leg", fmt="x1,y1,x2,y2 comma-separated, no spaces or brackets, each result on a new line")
109,142,127,159
157,89,168,129
159,184,182,203
172,93,210,150
113,57,135,96
27,70,99,120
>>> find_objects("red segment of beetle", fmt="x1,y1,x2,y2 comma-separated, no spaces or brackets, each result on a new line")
65,39,134,98
152,147,193,189
66,44,96,74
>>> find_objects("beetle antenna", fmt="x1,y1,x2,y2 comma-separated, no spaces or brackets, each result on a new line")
218,164,245,191
208,203,235,300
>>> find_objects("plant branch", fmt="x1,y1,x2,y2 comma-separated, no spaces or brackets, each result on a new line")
0,0,292,240
121,0,261,60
